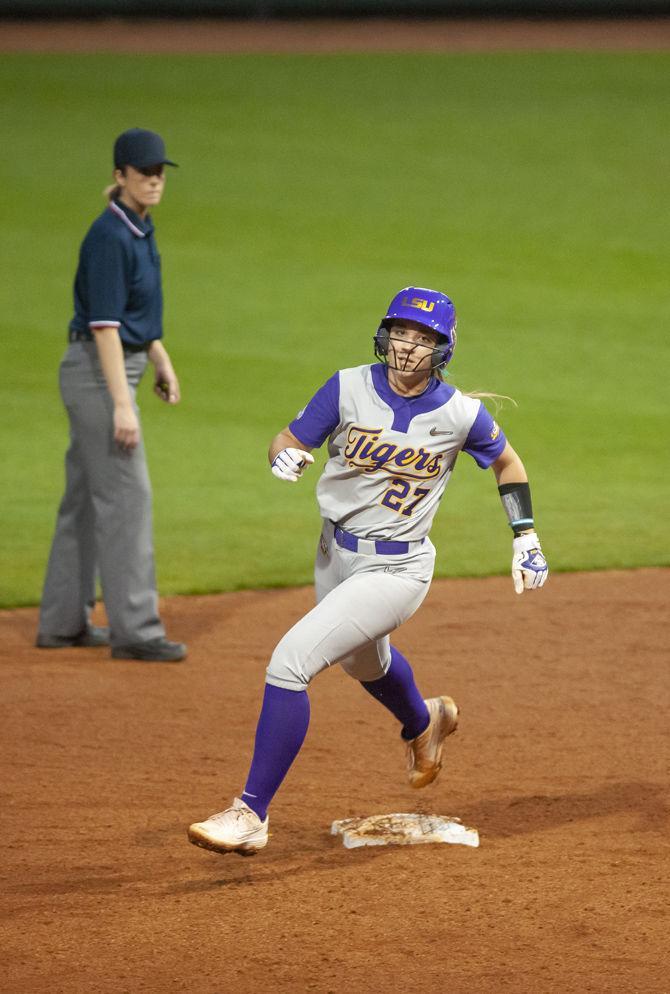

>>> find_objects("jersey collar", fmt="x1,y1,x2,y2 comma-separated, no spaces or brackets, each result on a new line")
370,363,455,434
109,199,154,238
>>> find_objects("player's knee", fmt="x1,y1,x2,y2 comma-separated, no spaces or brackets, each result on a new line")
266,636,312,690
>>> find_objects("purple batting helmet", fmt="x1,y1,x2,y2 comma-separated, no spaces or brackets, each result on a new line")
374,286,457,370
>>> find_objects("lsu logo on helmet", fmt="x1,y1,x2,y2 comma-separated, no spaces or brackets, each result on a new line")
402,296,436,313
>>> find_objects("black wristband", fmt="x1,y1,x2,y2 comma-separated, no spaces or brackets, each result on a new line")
498,482,534,536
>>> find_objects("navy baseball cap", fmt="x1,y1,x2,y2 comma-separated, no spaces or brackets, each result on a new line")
113,128,178,169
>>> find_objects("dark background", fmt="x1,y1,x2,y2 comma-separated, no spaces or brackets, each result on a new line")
2,1,669,18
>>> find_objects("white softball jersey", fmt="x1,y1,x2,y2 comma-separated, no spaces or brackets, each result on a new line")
289,363,506,543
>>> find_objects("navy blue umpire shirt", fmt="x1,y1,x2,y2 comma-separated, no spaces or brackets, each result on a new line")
69,199,163,347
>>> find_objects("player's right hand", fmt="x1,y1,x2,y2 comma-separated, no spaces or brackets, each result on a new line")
271,447,314,483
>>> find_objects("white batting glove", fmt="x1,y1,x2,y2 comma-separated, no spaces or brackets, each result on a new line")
271,447,314,483
512,531,549,594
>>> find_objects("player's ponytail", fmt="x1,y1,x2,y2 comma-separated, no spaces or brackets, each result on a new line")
463,390,517,414
432,369,517,412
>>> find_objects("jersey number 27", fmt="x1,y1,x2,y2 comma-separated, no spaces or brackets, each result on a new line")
381,479,430,517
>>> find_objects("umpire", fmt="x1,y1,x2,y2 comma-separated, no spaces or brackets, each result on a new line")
37,128,186,662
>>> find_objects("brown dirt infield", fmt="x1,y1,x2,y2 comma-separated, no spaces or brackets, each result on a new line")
1,568,668,993
1,16,670,53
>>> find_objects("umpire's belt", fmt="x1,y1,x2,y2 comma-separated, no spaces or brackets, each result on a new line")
69,329,149,353
332,523,424,556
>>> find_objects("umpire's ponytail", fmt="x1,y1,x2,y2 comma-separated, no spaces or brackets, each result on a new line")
103,167,126,202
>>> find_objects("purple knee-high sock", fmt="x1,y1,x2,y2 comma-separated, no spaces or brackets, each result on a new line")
361,645,430,740
241,683,310,821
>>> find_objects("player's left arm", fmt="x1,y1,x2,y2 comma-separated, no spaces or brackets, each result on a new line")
491,441,549,595
491,440,527,487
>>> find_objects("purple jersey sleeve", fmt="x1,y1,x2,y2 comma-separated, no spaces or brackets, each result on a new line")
462,402,507,468
288,372,341,449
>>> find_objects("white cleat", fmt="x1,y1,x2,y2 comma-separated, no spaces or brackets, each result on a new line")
406,695,459,789
187,797,269,856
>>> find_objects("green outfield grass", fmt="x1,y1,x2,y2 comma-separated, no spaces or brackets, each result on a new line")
1,51,668,607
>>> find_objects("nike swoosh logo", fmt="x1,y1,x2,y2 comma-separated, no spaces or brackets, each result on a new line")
429,427,454,436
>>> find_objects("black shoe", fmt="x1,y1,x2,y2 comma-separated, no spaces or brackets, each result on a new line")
36,625,110,649
110,637,187,662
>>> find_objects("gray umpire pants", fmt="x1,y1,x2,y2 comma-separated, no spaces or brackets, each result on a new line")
266,519,435,691
38,341,165,647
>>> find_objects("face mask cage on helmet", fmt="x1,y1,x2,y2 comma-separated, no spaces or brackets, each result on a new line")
373,287,457,371
373,322,456,371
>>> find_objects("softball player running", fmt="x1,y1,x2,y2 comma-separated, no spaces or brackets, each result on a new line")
188,287,548,855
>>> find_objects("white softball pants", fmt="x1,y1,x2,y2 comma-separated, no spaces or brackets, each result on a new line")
265,519,435,691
